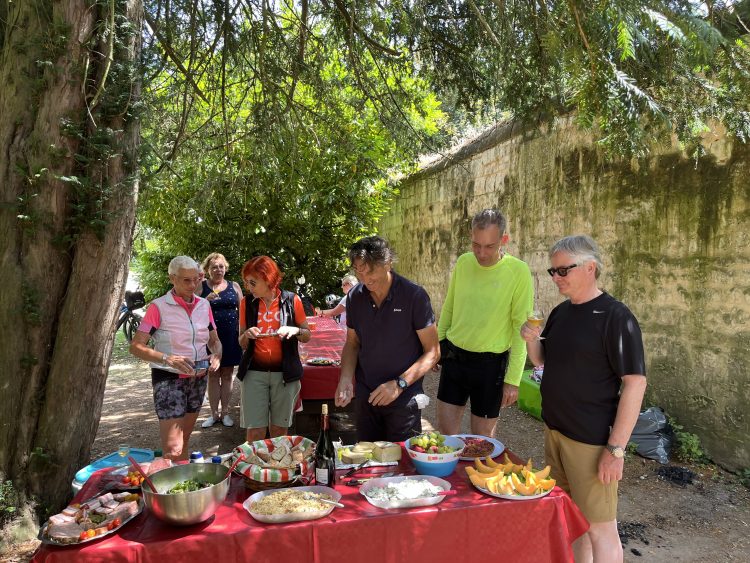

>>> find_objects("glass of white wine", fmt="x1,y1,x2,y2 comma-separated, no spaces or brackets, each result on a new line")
527,310,545,340
117,444,130,458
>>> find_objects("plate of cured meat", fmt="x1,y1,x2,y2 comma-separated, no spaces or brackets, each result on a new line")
305,357,338,366
453,434,504,461
40,491,143,546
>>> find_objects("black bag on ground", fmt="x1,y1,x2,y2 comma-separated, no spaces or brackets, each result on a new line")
629,406,673,464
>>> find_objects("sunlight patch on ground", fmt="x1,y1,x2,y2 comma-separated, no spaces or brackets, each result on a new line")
109,363,138,372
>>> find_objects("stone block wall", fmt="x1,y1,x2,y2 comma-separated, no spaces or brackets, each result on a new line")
378,116,750,470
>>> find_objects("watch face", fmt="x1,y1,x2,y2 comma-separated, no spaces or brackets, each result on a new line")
608,445,625,458
397,378,407,389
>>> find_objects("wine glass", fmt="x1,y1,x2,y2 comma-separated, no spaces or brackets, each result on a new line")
117,444,130,458
527,310,545,340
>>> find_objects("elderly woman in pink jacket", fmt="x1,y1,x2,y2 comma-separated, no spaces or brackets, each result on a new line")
130,256,222,461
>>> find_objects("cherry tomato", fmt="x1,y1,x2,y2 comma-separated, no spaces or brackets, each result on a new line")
79,531,88,541
86,529,96,539
122,477,130,484
112,518,122,527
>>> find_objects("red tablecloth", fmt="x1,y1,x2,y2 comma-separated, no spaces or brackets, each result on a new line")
34,451,589,563
299,316,346,400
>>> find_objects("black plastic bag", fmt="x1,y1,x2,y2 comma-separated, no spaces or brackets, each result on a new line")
629,407,672,464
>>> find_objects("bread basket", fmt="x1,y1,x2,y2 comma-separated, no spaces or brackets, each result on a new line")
231,435,314,491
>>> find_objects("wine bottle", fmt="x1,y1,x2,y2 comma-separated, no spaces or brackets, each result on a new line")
314,404,336,487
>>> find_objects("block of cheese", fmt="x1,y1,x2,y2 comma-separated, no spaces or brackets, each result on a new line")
341,449,368,464
351,441,376,454
372,441,401,462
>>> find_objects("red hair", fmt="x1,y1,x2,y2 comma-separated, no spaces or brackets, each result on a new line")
241,256,283,291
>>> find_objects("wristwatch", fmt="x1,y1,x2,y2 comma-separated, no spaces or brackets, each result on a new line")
606,443,625,459
396,376,408,391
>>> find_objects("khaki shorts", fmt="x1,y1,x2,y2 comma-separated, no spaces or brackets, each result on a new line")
544,426,618,523
240,370,301,429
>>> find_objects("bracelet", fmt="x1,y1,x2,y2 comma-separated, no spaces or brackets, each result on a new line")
161,353,168,365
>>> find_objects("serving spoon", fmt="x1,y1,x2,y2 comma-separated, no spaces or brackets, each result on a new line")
302,493,344,508
127,456,158,493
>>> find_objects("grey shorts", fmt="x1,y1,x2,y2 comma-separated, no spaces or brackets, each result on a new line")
152,376,208,420
240,370,301,429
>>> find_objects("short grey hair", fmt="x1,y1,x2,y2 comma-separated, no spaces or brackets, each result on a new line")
348,236,397,268
549,235,603,279
471,208,507,233
341,274,358,286
168,255,200,275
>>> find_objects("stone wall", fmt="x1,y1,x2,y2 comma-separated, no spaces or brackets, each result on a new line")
378,116,750,470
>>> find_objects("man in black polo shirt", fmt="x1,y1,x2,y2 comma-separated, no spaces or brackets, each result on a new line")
521,235,646,563
334,236,440,441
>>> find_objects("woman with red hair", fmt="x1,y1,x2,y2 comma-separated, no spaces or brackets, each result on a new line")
237,256,311,442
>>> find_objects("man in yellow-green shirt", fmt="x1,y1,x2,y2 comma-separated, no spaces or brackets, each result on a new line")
437,209,533,438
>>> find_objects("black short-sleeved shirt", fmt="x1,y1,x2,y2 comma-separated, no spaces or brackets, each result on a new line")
346,272,435,406
540,292,646,445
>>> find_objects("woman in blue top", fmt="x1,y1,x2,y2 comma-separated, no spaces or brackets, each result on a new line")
199,253,243,427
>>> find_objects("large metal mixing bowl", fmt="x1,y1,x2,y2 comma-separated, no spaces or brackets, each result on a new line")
142,463,230,525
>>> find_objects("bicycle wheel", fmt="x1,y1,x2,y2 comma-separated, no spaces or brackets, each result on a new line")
124,313,142,342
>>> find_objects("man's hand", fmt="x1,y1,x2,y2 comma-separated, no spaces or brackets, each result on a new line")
500,383,518,408
369,380,401,406
520,321,543,342
335,379,354,407
598,448,625,484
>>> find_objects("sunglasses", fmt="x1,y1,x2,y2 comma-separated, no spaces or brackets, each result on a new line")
547,264,578,277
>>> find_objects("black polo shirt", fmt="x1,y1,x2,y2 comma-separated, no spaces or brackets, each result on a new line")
346,272,435,406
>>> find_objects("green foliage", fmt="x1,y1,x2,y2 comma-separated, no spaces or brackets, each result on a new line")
740,469,750,489
668,416,707,463
133,1,750,295
137,5,445,300
0,480,20,527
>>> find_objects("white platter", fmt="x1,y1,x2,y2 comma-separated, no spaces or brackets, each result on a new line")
470,480,553,501
243,485,341,524
40,498,143,546
453,434,505,461
359,475,451,509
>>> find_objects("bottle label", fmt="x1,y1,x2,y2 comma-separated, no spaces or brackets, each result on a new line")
315,467,330,485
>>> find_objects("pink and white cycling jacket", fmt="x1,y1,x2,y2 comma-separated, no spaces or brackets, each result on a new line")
139,290,215,374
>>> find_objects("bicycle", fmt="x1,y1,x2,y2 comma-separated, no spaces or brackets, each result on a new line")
116,290,145,342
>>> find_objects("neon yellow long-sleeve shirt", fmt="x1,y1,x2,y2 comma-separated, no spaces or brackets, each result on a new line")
438,252,533,386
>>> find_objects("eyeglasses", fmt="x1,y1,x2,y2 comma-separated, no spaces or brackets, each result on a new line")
244,278,257,287
547,264,578,277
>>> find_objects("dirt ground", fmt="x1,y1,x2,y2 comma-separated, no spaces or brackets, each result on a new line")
4,335,749,562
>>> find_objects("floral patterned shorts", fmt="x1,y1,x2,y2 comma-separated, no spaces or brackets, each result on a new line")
152,376,207,420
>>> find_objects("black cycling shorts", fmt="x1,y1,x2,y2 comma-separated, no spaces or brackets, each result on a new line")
437,339,509,419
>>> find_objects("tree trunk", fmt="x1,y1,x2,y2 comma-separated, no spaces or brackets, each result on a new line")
0,0,143,511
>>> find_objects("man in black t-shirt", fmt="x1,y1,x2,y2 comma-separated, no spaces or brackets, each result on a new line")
521,235,646,563
334,236,440,441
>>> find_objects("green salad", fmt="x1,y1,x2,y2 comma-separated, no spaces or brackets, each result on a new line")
166,479,213,494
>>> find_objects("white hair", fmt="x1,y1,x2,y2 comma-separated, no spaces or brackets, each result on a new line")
549,235,603,279
341,275,358,287
168,255,200,275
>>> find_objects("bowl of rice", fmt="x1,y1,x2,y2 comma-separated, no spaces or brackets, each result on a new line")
359,475,451,509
